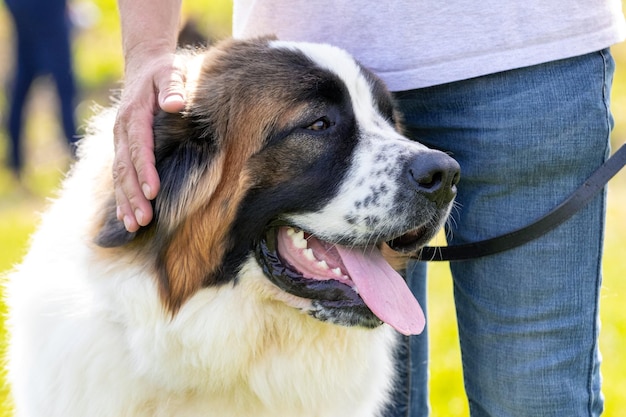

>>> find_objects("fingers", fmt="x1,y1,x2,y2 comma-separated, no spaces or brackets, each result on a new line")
113,53,187,232
113,98,158,232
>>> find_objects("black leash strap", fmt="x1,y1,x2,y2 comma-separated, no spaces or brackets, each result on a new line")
415,143,626,262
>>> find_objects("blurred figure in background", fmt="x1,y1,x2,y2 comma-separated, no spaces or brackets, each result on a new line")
3,0,78,180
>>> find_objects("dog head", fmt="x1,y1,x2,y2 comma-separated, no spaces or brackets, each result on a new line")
96,37,459,335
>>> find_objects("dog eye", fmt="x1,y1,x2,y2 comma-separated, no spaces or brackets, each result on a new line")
306,118,332,131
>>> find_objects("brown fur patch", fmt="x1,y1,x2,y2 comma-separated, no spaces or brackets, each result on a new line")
157,42,292,311
159,163,254,312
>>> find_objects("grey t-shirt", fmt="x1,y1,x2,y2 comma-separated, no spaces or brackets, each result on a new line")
233,0,626,90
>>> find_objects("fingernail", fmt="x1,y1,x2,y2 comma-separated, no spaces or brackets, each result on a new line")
135,209,144,226
164,93,184,104
162,94,185,111
142,183,152,199
123,215,133,231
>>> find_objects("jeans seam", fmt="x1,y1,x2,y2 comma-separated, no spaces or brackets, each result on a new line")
585,47,612,417
586,185,606,417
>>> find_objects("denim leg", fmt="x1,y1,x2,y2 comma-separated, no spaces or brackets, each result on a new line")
386,261,429,417
406,261,430,416
45,25,77,147
394,49,613,417
7,30,36,174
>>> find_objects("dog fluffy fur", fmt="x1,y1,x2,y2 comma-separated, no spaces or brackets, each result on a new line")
4,38,458,417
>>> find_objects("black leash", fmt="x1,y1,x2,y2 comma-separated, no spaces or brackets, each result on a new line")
415,143,626,262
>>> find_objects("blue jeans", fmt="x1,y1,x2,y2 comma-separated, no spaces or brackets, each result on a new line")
5,0,77,173
388,49,614,417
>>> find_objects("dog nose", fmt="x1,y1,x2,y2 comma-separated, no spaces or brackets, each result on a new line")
407,151,460,208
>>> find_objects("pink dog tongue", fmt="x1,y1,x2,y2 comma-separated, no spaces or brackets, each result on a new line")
335,246,425,336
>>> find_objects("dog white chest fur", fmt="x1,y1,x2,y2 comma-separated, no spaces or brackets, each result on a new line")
4,38,458,417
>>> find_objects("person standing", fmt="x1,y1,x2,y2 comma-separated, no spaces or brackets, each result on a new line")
4,0,78,179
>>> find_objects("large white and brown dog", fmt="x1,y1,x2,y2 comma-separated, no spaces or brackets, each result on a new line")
5,38,459,417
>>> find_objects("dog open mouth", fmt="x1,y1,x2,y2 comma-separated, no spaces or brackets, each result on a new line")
255,226,428,335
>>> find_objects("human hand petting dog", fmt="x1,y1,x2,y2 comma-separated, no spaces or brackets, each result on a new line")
113,0,184,232
113,53,186,232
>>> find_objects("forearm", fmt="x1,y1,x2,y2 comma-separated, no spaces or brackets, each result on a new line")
117,0,182,72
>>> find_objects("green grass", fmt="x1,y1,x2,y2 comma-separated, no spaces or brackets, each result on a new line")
1,1,625,415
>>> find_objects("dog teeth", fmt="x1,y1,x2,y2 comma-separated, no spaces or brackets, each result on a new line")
287,227,308,249
286,227,346,277
317,260,329,270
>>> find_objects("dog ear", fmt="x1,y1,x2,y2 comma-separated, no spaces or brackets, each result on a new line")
146,109,232,312
94,110,206,249
150,106,263,313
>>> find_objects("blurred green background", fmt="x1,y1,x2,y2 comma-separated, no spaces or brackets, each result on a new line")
0,1,625,416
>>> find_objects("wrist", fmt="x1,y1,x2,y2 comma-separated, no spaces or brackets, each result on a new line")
123,40,176,76
117,0,182,74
